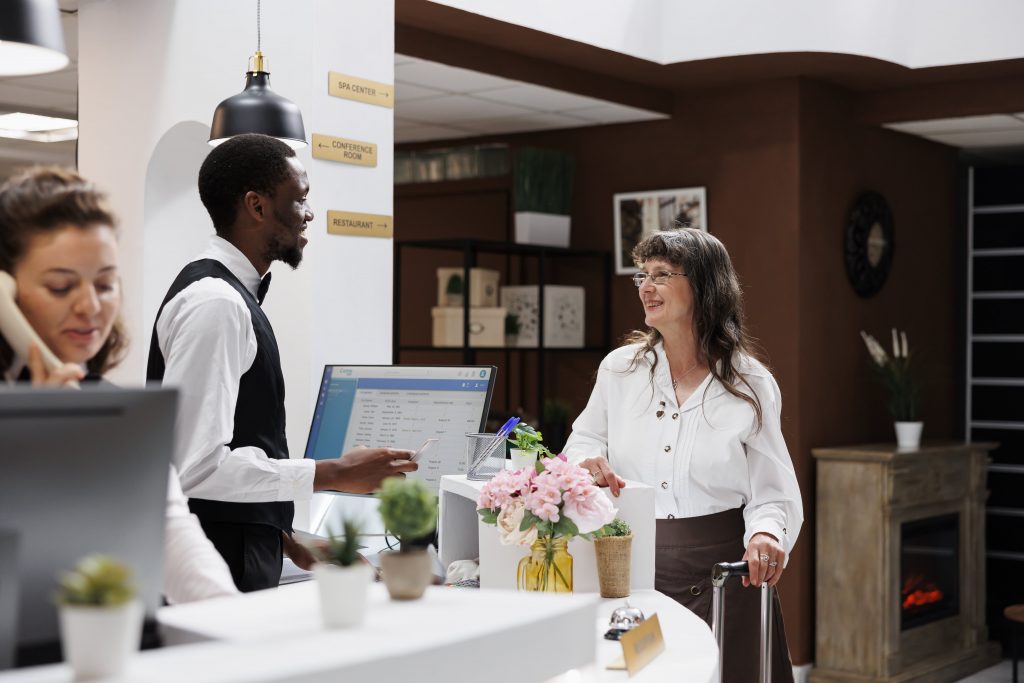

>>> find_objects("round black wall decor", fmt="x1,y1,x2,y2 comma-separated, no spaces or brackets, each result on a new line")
844,191,894,298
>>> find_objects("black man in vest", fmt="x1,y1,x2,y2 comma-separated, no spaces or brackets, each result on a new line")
148,133,416,591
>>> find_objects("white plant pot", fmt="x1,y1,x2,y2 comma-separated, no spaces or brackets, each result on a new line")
313,562,372,629
58,599,143,680
895,421,924,450
508,448,538,471
514,212,571,248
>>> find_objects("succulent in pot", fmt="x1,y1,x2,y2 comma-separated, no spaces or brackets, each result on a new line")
376,477,437,600
312,518,372,628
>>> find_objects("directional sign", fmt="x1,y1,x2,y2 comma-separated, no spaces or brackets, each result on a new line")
327,210,393,239
328,71,394,108
312,133,377,167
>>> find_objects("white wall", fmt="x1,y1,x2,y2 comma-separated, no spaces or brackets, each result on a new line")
78,1,395,528
432,0,1024,69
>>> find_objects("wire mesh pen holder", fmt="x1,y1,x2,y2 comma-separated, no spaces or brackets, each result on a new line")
465,432,505,481
711,560,774,683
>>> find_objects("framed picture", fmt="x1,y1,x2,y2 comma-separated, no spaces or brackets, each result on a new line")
612,187,707,274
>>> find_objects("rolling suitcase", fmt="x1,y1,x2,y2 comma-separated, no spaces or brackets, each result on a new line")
710,560,774,683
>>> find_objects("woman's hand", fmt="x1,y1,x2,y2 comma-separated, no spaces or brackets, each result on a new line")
578,457,626,497
742,532,785,587
26,344,83,387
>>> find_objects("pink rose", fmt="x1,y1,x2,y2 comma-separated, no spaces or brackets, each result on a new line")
562,488,617,534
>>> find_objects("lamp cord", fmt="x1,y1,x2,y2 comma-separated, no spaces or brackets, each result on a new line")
256,0,262,52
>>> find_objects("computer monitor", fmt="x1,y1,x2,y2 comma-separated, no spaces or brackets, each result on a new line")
304,365,495,494
0,387,176,666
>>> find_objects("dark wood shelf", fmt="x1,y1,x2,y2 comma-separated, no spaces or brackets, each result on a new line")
398,345,609,353
397,238,607,259
394,176,510,199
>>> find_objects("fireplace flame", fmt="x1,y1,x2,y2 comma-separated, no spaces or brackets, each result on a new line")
901,574,944,610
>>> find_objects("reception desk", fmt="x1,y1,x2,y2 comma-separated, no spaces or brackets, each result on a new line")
0,583,718,682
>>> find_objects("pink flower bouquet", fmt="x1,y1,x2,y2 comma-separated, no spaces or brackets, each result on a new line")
477,455,617,546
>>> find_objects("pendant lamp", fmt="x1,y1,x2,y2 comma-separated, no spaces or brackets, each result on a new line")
209,0,306,149
0,0,68,76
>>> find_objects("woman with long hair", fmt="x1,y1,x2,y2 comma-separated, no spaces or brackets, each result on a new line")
0,166,238,603
564,228,802,682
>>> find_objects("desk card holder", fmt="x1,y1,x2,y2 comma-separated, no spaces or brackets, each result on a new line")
606,613,665,676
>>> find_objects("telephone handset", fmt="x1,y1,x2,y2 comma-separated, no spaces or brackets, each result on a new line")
0,271,66,375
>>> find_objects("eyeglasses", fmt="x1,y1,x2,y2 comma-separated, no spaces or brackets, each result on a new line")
632,270,686,287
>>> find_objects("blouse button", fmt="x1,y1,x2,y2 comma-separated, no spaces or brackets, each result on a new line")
667,514,676,519
672,413,679,420
664,445,671,452
661,481,669,489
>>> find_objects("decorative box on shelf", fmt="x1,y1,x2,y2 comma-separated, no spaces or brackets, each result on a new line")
435,267,500,308
431,307,506,347
501,285,585,348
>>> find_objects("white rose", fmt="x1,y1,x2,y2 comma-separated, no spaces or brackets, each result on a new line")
496,499,538,547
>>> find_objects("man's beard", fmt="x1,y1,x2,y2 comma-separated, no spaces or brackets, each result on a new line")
266,215,304,269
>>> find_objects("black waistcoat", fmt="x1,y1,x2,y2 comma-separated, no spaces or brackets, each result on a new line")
147,259,293,531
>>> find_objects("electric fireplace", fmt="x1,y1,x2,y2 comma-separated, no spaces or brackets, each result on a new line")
901,514,959,630
811,443,1000,683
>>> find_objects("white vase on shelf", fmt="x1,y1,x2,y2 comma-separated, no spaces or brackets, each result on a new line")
894,421,923,450
59,599,143,680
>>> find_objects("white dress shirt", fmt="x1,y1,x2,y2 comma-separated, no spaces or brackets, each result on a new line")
155,236,315,503
563,342,803,557
2,369,236,603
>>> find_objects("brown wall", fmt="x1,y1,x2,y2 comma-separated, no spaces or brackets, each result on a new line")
395,77,961,666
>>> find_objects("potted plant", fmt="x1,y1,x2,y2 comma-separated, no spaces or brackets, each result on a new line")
593,518,634,598
312,519,372,628
504,312,521,347
860,329,922,449
444,273,463,307
376,477,437,600
55,555,143,680
477,455,617,593
507,422,552,471
513,147,574,247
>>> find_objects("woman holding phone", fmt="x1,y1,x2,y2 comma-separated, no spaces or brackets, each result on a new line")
0,166,238,603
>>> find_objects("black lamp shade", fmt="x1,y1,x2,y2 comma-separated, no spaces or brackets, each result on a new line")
209,71,307,149
0,0,68,76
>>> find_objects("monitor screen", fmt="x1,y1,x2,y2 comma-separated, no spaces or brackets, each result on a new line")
304,365,495,493
0,387,174,665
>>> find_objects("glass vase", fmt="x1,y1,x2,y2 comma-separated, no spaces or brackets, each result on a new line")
517,537,573,593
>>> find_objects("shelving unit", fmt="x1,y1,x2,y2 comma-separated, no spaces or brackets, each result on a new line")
392,238,612,428
964,165,1024,646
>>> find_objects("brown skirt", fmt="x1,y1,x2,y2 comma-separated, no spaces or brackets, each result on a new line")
655,508,794,683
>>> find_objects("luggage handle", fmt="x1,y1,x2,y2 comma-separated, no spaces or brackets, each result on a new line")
710,560,773,683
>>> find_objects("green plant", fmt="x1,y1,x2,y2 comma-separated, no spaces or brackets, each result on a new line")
55,555,136,607
445,273,463,295
594,518,632,539
377,478,437,551
513,147,574,215
508,422,552,456
505,312,522,336
317,519,364,568
860,329,920,421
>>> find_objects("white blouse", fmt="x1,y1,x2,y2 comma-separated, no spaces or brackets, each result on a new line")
563,342,803,557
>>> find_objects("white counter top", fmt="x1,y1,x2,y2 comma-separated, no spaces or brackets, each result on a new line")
1,579,718,683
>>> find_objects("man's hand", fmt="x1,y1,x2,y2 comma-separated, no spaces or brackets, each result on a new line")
313,447,418,494
579,456,626,497
281,532,320,571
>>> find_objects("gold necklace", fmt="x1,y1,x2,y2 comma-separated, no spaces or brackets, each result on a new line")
671,361,700,389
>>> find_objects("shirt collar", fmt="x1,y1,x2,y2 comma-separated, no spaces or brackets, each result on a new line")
197,236,263,299
652,340,723,411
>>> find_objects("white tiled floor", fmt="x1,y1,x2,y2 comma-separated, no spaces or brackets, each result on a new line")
956,659,1015,682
